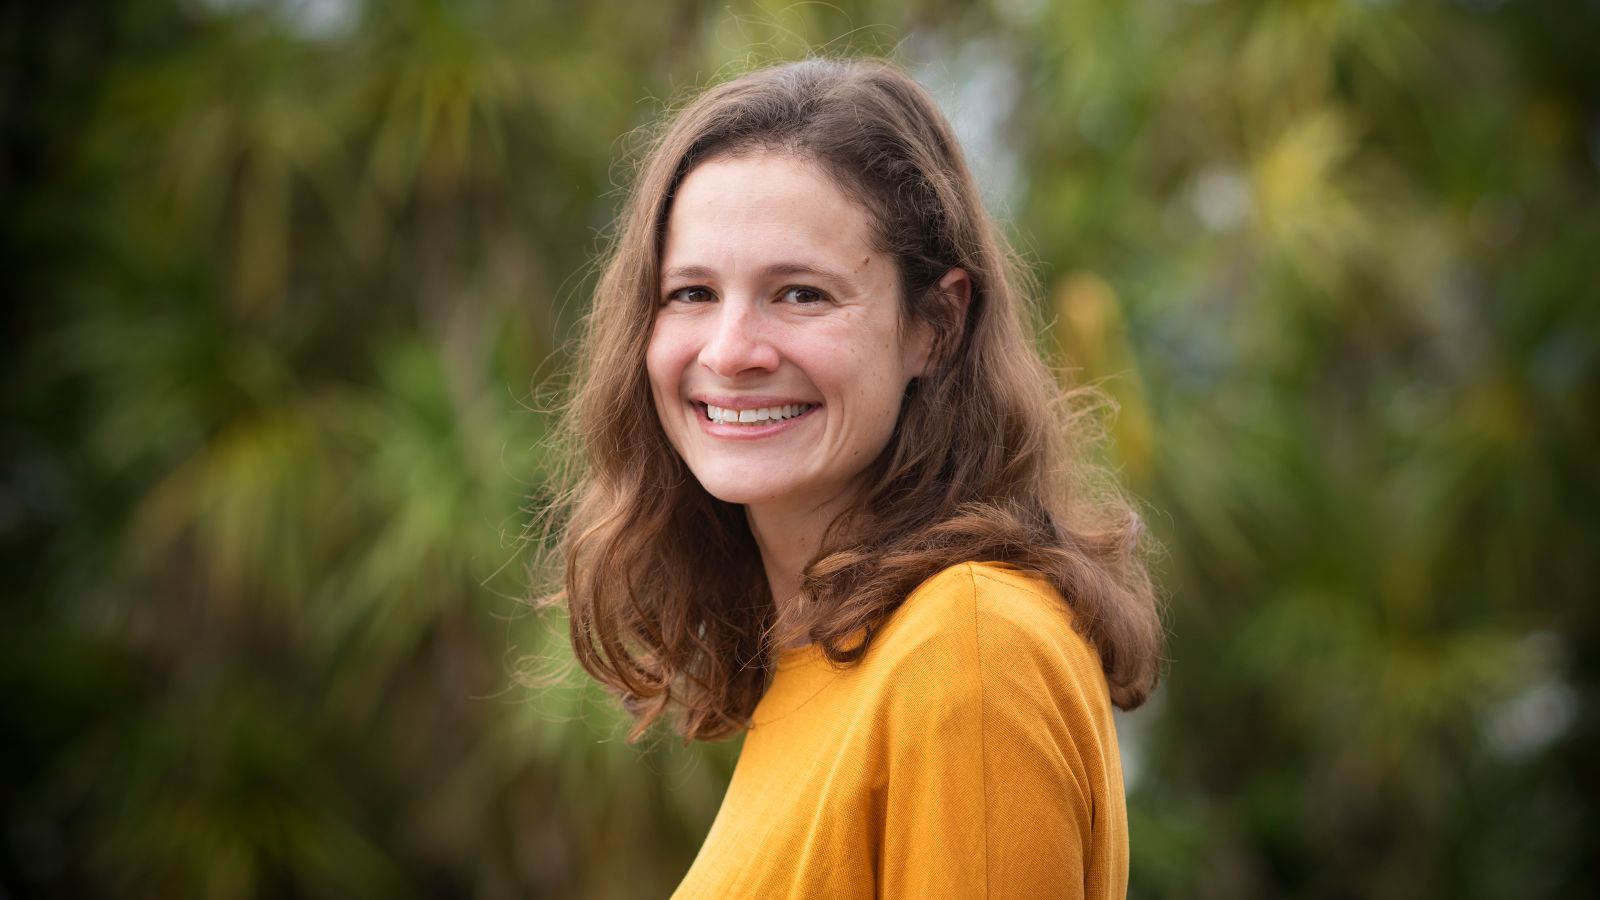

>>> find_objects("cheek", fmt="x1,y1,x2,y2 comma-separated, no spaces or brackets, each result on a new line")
645,324,681,401
644,338,688,456
840,355,911,438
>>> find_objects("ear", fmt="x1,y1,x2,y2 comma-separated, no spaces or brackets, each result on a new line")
906,267,972,377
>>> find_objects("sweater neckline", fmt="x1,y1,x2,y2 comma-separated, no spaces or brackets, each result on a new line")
751,644,836,727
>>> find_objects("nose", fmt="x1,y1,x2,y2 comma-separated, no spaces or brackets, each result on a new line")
699,300,780,378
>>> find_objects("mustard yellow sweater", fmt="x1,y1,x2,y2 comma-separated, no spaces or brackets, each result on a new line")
672,562,1129,899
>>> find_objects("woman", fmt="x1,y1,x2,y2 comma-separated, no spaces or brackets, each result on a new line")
552,57,1162,898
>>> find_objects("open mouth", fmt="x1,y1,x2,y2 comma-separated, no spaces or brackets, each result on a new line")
698,402,816,425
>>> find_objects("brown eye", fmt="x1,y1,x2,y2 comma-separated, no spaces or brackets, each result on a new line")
669,286,714,303
782,286,826,304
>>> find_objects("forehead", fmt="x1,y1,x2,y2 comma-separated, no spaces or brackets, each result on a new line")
661,153,881,274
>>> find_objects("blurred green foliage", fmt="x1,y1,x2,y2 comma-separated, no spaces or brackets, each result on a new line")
3,0,1596,897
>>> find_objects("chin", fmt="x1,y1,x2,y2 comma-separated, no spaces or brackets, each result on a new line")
686,463,802,508
695,479,787,507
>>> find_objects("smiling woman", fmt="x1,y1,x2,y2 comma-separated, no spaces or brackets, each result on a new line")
546,58,1163,898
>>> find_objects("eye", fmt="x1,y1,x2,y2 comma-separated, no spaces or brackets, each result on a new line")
666,285,714,304
780,285,827,304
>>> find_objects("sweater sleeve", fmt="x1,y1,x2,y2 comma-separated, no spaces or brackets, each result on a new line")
876,564,1126,899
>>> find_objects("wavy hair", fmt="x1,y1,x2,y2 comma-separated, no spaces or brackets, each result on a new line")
548,58,1162,741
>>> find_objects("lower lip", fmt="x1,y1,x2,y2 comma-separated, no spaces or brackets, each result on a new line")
694,404,818,439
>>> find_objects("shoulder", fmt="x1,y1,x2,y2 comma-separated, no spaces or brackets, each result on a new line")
866,562,1108,701
854,563,1122,821
883,562,1101,664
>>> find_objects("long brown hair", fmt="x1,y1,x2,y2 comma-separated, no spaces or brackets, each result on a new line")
548,57,1162,742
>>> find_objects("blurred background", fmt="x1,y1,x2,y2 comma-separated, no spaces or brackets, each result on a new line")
3,0,1596,897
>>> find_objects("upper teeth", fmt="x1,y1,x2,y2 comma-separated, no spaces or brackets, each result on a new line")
705,403,813,424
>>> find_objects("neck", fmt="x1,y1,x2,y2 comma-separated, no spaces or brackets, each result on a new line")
745,492,856,644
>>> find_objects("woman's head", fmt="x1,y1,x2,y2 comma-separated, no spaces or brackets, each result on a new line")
647,150,947,517
584,58,1030,523
558,58,1161,741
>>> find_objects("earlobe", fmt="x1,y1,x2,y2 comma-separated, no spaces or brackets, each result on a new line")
912,267,971,377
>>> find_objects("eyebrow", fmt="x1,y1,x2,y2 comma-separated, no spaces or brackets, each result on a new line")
661,261,858,286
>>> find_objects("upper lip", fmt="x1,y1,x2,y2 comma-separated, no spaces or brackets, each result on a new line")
691,394,818,409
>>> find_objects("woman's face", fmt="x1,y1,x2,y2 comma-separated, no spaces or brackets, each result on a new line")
647,152,932,517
